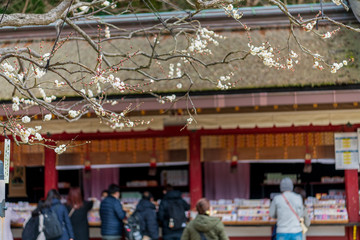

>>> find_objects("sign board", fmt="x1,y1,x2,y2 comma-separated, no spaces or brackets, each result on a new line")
334,132,359,170
4,139,10,183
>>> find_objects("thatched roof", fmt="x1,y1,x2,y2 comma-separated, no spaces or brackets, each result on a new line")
0,24,359,101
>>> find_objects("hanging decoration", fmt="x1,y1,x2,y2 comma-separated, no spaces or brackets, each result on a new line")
84,144,91,172
231,135,238,172
303,133,312,173
149,138,157,176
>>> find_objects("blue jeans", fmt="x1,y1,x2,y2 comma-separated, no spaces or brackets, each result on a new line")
276,232,302,240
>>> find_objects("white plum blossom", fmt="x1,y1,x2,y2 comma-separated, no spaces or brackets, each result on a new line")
102,0,110,7
79,6,89,12
187,117,193,125
80,89,86,94
331,62,345,73
34,68,46,79
88,89,94,98
35,133,43,141
187,28,223,54
55,144,67,154
165,94,176,102
168,64,174,78
304,21,316,32
22,116,31,123
13,96,20,104
54,80,64,87
69,110,79,118
105,26,111,38
12,103,19,112
176,83,182,89
42,53,50,61
224,4,243,20
44,114,52,121
19,129,30,143
35,126,42,131
1,62,15,72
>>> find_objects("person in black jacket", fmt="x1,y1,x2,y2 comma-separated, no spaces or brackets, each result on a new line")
100,184,126,240
66,187,93,240
158,185,190,240
135,191,159,240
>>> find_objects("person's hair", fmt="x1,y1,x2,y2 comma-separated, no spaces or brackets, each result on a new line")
101,190,108,197
108,184,120,195
44,189,61,207
142,191,153,201
67,187,84,209
196,198,210,215
164,184,173,192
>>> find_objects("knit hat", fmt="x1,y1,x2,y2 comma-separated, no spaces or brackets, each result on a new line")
280,177,294,192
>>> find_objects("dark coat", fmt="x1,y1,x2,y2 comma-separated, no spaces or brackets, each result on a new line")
50,199,75,240
158,190,190,239
66,201,93,240
181,214,229,240
100,195,126,236
135,199,159,240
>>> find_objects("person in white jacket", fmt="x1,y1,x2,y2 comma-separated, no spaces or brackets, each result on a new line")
0,206,20,240
269,178,304,240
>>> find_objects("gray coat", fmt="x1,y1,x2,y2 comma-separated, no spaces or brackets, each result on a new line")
269,191,304,234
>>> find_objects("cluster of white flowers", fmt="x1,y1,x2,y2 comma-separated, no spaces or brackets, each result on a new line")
42,53,50,62
224,4,243,20
55,144,67,154
286,50,299,69
54,80,65,87
331,60,348,73
92,74,106,84
12,96,38,112
157,94,176,104
217,72,234,90
105,26,111,38
44,113,52,121
16,125,43,143
34,67,46,79
321,28,340,39
68,110,80,118
168,63,182,78
303,21,316,32
39,88,56,103
1,62,22,82
187,28,224,54
249,43,281,68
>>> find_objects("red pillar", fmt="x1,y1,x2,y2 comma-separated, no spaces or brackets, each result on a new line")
189,131,202,209
345,169,359,222
44,146,58,198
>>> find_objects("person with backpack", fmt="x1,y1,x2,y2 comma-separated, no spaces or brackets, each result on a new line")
44,189,75,240
66,187,94,240
181,198,229,240
100,184,126,240
158,185,190,240
134,191,159,240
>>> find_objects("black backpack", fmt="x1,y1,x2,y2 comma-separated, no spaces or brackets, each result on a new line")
167,199,187,230
22,215,40,240
42,206,64,240
124,211,144,240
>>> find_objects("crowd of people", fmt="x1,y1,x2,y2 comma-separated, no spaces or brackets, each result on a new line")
1,177,310,240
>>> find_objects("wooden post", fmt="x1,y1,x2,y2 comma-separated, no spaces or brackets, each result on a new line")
345,169,359,240
189,131,202,209
44,146,58,198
